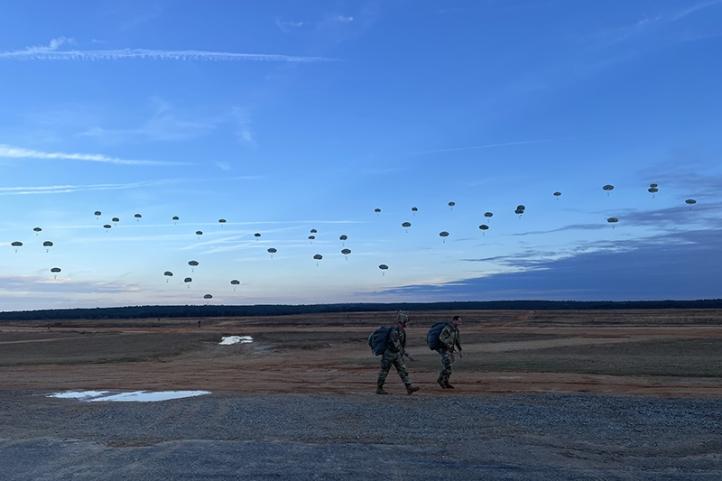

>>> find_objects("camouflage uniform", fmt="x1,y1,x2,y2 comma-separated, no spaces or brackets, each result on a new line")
437,324,461,386
377,326,412,389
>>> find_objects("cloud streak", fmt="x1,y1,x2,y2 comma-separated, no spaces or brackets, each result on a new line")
0,144,184,166
0,38,333,63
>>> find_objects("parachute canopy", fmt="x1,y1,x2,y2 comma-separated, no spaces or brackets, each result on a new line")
112,217,120,223
254,233,261,238
378,264,389,270
341,248,351,255
411,207,418,212
184,277,192,283
310,229,318,234
448,201,456,207
172,216,179,221
163,271,173,277
479,224,489,231
43,241,53,247
50,267,61,273
33,227,42,232
484,211,493,218
439,231,449,238
195,231,203,236
339,234,348,241
11,241,23,247
188,260,199,267
603,184,615,192
373,208,381,213
94,211,102,216
103,224,112,229
230,280,240,286
203,294,213,299
308,235,316,240
685,199,697,205
134,213,142,219
607,217,619,223
267,247,277,254
553,191,562,197
313,254,323,260
401,222,411,228
218,218,227,223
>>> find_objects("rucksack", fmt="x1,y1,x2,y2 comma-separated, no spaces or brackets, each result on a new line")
368,326,393,355
426,321,450,350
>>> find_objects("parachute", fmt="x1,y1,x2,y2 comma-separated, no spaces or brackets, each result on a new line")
313,253,323,266
378,264,389,275
553,191,562,198
373,208,381,214
184,277,192,288
11,241,22,253
163,271,174,283
478,224,489,234
484,211,493,219
203,294,213,300
172,216,179,223
648,184,659,197
368,326,392,355
515,205,526,217
103,224,112,230
94,211,102,217
195,230,203,236
50,267,61,279
685,199,697,205
426,321,450,350
230,279,240,291
134,213,142,221
33,227,42,235
310,229,318,234
254,233,261,239
218,218,227,224
401,221,411,232
341,248,351,259
603,184,615,195
411,206,418,214
448,201,456,209
112,217,119,224
607,217,619,229
267,247,277,257
43,241,53,253
439,231,449,243
308,235,316,241
188,260,199,272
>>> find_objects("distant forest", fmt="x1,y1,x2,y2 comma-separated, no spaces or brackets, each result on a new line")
1,300,721,321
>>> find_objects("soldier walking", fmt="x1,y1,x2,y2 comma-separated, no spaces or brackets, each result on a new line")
376,312,420,395
436,315,463,389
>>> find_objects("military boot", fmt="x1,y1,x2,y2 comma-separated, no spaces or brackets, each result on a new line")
444,380,455,389
376,385,389,395
405,384,420,395
437,376,447,389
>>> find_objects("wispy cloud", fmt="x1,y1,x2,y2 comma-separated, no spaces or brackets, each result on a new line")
408,139,552,157
0,37,333,63
275,18,305,33
0,144,185,166
0,179,169,196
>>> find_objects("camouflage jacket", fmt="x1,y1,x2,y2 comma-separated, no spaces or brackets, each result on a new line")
439,324,462,352
386,326,407,354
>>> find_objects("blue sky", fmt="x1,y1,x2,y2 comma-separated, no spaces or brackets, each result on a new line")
0,0,721,309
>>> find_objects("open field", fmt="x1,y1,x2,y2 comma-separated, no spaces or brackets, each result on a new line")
1,309,722,396
2,309,722,480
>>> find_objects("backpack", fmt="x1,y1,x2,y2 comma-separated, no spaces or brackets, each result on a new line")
426,322,450,350
368,326,393,355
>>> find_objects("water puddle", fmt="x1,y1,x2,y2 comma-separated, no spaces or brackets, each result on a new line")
219,335,254,345
48,390,210,402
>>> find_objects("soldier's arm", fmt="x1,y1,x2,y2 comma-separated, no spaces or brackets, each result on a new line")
438,327,454,350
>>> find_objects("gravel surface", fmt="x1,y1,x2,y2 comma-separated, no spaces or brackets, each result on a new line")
1,391,720,480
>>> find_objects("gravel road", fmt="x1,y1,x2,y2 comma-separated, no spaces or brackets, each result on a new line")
1,391,720,480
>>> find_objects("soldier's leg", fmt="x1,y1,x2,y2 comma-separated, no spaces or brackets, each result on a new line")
393,357,419,394
440,351,453,387
376,352,393,393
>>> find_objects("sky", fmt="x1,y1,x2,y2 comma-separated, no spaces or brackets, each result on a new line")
0,0,721,310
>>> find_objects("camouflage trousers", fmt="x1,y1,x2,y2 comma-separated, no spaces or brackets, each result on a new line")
377,350,411,387
437,349,454,382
